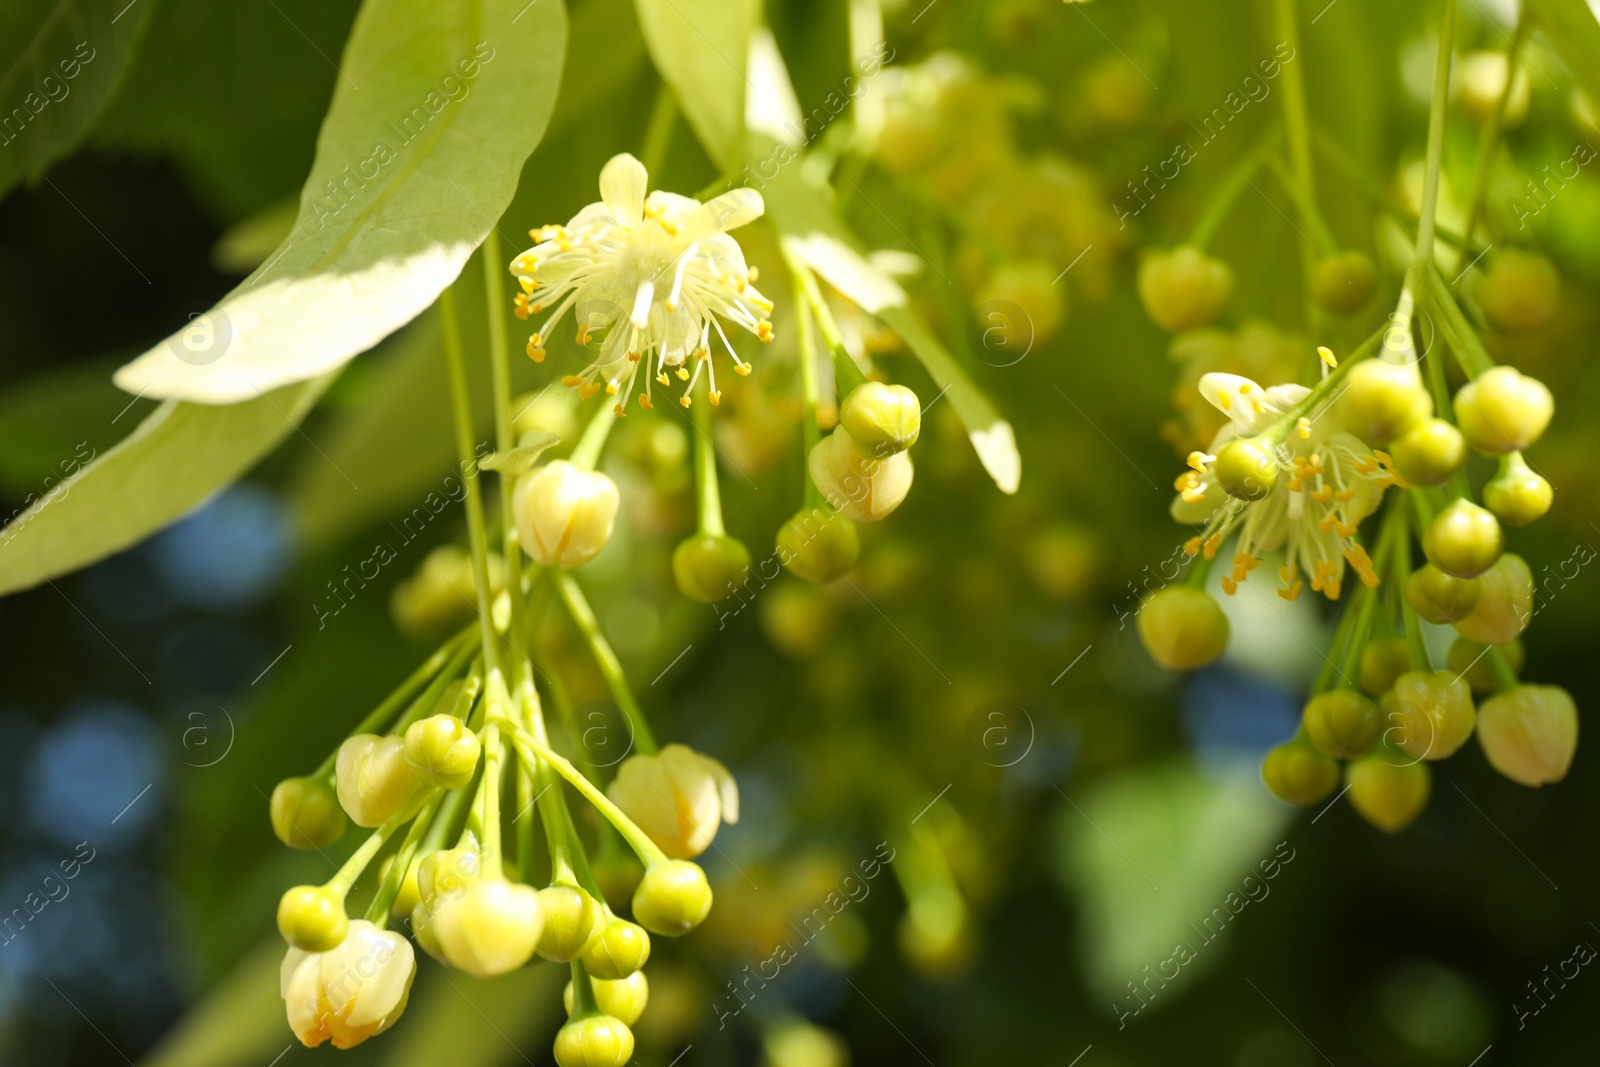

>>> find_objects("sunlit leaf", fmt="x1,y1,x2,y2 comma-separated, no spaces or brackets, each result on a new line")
632,0,755,171
0,0,154,199
1527,0,1600,107
0,374,334,596
111,0,569,404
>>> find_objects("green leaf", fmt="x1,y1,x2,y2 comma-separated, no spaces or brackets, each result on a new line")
138,939,290,1067
0,356,153,496
1527,0,1600,107
480,431,560,473
0,374,335,597
112,0,569,404
0,0,154,199
631,0,755,170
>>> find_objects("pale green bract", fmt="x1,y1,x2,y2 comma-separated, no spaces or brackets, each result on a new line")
631,0,755,171
112,0,568,404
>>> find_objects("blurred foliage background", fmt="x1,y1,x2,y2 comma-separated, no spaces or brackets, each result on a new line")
3,0,1600,1064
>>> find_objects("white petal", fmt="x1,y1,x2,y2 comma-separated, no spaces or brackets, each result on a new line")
683,188,764,243
599,154,649,228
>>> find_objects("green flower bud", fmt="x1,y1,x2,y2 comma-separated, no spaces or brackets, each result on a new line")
563,972,648,1026
554,1013,635,1067
1136,246,1233,332
1447,637,1525,695
1337,359,1432,444
277,884,348,952
1213,438,1279,501
429,878,543,978
1303,689,1381,759
536,885,603,962
632,860,714,937
1390,418,1466,488
1475,249,1559,334
776,507,860,584
672,533,752,603
1477,684,1579,788
1452,552,1533,645
809,430,914,523
1359,635,1412,697
1262,737,1340,806
975,260,1067,343
841,381,922,456
1136,586,1229,671
1453,366,1554,454
581,917,651,980
336,734,428,828
416,843,482,910
269,776,348,850
1346,748,1431,833
403,714,481,790
1311,250,1378,315
1423,498,1503,579
1404,564,1481,624
1381,671,1476,761
514,460,621,569
763,1021,852,1067
1483,452,1553,526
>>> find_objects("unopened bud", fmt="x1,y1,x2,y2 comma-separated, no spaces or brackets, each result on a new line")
429,878,543,978
1391,418,1465,488
1423,498,1503,579
632,860,713,937
1477,685,1578,788
1262,738,1339,806
1213,438,1279,501
1312,251,1378,315
564,971,649,1026
841,381,922,455
403,715,481,790
1347,748,1431,832
270,776,348,850
514,461,620,569
1303,689,1381,759
581,917,651,980
975,261,1066,343
809,430,914,523
1454,366,1554,454
1447,637,1525,695
336,734,428,828
1483,452,1553,526
554,1013,635,1067
1337,359,1432,444
535,885,603,962
1137,246,1233,332
1452,552,1533,645
672,533,752,603
1381,671,1476,761
776,507,860,584
277,884,348,952
1136,586,1229,671
608,744,738,859
1404,564,1480,624
1359,635,1411,697
1476,250,1559,334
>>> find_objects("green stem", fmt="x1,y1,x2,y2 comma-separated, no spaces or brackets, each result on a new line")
640,85,678,178
793,273,825,509
1274,0,1314,204
1460,18,1528,263
569,399,616,471
517,675,580,885
691,389,726,536
1391,508,1430,671
484,228,535,674
785,246,868,395
1259,322,1387,446
569,959,602,1016
554,571,658,754
393,642,480,736
1187,129,1279,249
507,728,668,868
1421,264,1497,379
1310,129,1478,252
1414,0,1459,267
328,812,412,898
1485,645,1521,694
1266,155,1339,250
365,793,442,925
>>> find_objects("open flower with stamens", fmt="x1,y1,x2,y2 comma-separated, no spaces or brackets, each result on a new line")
1171,371,1398,601
510,153,773,414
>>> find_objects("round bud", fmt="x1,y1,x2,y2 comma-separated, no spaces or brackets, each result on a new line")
841,381,922,456
1475,250,1559,334
1213,438,1279,501
336,733,428,828
1358,635,1411,697
1302,689,1381,759
975,260,1067,344
1452,552,1533,645
1337,359,1432,444
632,860,714,937
554,1013,635,1067
429,878,543,978
277,884,347,952
535,885,603,962
403,715,481,790
1477,685,1579,788
1346,749,1431,833
1447,637,1525,695
1390,418,1466,488
1460,51,1531,125
513,461,621,569
776,507,860,584
1404,564,1481,624
269,776,348,850
1423,498,1503,579
1483,454,1553,526
809,430,914,523
564,972,648,1026
1381,671,1476,761
1262,739,1340,806
1136,246,1234,332
1312,250,1378,315
581,917,651,980
1453,366,1554,454
416,843,482,910
1136,586,1229,671
672,533,751,603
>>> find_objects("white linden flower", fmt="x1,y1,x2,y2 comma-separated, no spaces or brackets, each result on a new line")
510,153,773,414
1172,368,1399,601
280,919,415,1050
